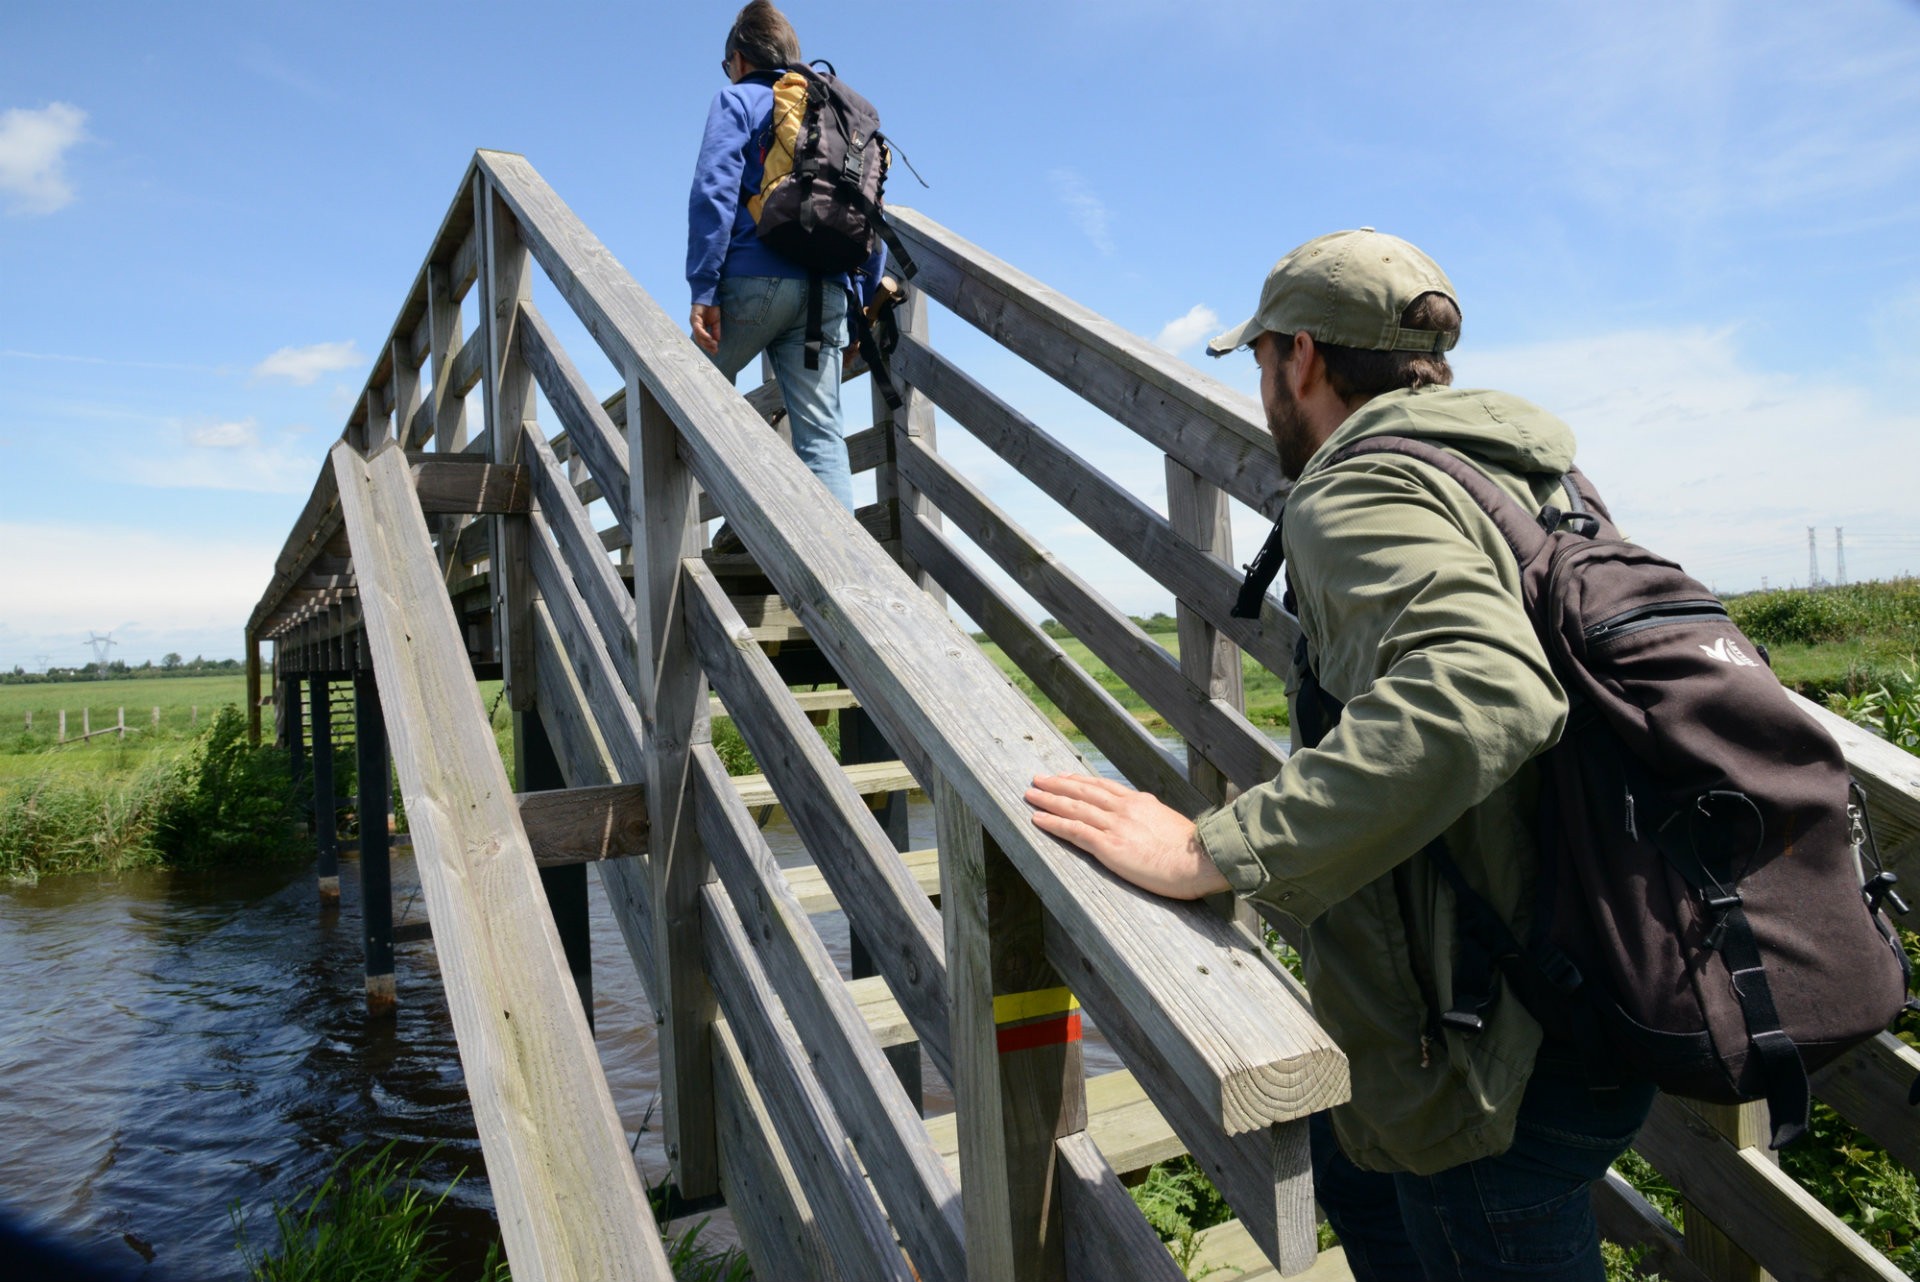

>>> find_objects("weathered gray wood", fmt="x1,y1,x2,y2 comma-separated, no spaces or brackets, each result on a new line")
1166,457,1249,800
1809,1031,1920,1174
691,744,966,1282
898,435,1286,793
482,148,1349,1138
331,440,669,1281
1055,1130,1188,1282
1791,692,1920,873
479,176,536,712
450,220,480,301
903,512,1200,814
887,206,1286,520
1046,910,1320,1275
1594,1170,1714,1282
1681,1100,1772,1282
876,280,942,598
894,335,1295,671
449,325,486,401
699,878,918,1282
683,559,952,1079
411,458,530,514
355,669,396,1014
711,1019,841,1281
1635,1094,1906,1282
631,377,719,1198
515,782,647,866
523,424,639,701
389,337,422,455
519,299,630,518
310,676,340,902
785,846,939,916
694,423,889,524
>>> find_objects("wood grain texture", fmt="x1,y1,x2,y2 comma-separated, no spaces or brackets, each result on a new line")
886,206,1286,520
331,440,668,1281
691,744,967,1282
1593,1171,1713,1282
876,277,942,598
519,299,630,518
481,148,1348,1138
699,878,918,1282
785,846,939,916
893,334,1295,672
898,435,1285,793
1165,456,1249,807
1055,1130,1188,1282
516,782,647,866
1635,1094,1906,1282
1809,1031,1920,1174
683,560,952,1080
523,424,639,702
410,459,529,514
479,179,535,711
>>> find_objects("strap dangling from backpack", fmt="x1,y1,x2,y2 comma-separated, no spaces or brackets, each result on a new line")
848,286,904,412
1232,509,1287,620
804,272,824,371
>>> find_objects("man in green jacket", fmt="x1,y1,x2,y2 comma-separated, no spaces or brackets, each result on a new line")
1025,230,1654,1280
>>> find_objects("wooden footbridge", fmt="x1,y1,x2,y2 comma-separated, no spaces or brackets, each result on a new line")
243,151,1920,1282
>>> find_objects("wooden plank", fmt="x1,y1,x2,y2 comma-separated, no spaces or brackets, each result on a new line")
893,335,1295,672
1634,1094,1907,1282
683,561,952,1079
516,782,648,867
785,846,939,915
481,148,1348,1138
1594,1170,1714,1282
691,745,968,1282
330,439,669,1281
450,220,480,301
693,423,890,524
1056,1130,1188,1282
389,336,422,454
631,378,719,1199
1165,457,1250,803
1791,691,1920,873
711,1020,841,1282
887,206,1286,520
935,775,1083,1282
519,299,631,518
715,686,859,721
876,280,942,598
1682,1100,1772,1282
1809,1031,1920,1174
699,879,918,1282
411,458,530,514
523,423,640,701
478,177,535,711
429,259,470,454
898,435,1286,793
902,513,1200,814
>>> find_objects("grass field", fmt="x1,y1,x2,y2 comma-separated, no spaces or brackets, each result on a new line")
0,674,250,789
974,630,1290,736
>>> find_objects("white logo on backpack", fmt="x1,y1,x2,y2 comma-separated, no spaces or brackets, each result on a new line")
1700,637,1760,667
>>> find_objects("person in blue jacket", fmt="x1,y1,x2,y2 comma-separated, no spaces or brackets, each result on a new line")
688,1,886,549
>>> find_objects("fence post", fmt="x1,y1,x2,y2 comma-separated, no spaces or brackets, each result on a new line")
477,173,534,716
58,710,65,741
935,776,1084,1282
1684,1101,1774,1282
151,707,160,729
117,707,125,739
83,708,90,737
875,282,942,600
356,667,395,1015
633,378,719,1199
310,677,340,904
841,703,923,1110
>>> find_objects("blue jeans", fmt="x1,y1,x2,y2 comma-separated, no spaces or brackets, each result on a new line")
706,274,854,512
1311,1058,1655,1280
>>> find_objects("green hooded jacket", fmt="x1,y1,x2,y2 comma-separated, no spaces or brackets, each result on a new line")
1195,384,1580,1174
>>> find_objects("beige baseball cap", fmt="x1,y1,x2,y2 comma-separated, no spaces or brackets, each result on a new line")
1206,228,1459,358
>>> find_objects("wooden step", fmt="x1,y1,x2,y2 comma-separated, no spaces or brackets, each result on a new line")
730,758,919,810
784,847,939,915
711,686,859,723
920,1067,1187,1182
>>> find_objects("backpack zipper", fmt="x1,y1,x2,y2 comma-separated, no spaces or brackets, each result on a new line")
1583,599,1727,644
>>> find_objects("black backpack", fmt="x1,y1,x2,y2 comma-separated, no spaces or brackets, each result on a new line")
745,60,919,405
1236,436,1914,1147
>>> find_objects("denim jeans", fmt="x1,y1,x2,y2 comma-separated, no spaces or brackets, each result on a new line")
706,274,855,512
1311,1057,1655,1281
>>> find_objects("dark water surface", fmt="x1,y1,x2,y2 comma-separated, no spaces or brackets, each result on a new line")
0,776,1146,1279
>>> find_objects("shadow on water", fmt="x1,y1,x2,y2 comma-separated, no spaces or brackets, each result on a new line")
0,735,1212,1278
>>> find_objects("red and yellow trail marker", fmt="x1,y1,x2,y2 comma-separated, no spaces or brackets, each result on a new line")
992,985,1080,1054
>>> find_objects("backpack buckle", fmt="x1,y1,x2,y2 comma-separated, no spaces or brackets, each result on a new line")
1702,891,1743,952
1440,1009,1486,1035
1865,871,1910,917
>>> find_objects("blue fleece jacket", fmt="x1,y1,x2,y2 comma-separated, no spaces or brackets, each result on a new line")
686,71,886,307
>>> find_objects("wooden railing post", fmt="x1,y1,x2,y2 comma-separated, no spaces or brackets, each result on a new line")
1684,1100,1775,1282
477,174,535,715
840,702,923,1110
631,377,719,1197
875,282,942,599
936,776,1085,1282
310,676,340,904
355,666,396,1016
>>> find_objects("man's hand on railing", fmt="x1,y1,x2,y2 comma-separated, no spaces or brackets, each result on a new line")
1026,774,1230,900
690,303,722,356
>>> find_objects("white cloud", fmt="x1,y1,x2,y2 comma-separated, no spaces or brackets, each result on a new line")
0,521,272,668
253,340,362,386
1050,169,1116,257
1153,304,1221,355
0,102,88,216
187,418,260,449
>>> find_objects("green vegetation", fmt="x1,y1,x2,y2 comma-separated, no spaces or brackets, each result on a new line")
1726,577,1920,699
0,672,249,790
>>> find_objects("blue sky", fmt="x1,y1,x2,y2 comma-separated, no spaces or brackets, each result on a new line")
3,1,1918,669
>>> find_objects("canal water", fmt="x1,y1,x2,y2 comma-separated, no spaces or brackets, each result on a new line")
0,753,1174,1279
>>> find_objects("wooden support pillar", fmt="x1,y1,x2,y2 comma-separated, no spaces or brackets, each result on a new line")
356,669,395,1015
478,174,534,713
936,777,1084,1282
523,707,593,1030
246,629,262,746
1684,1100,1775,1282
632,378,719,1197
841,703,923,1110
285,673,306,813
875,282,942,599
310,677,340,904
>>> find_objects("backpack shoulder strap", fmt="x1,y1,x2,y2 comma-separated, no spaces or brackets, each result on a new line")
1325,435,1553,568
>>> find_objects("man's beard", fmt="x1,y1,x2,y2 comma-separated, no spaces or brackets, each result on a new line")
1269,377,1317,482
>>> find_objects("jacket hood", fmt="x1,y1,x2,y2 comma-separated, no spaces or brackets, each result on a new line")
1301,385,1578,482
